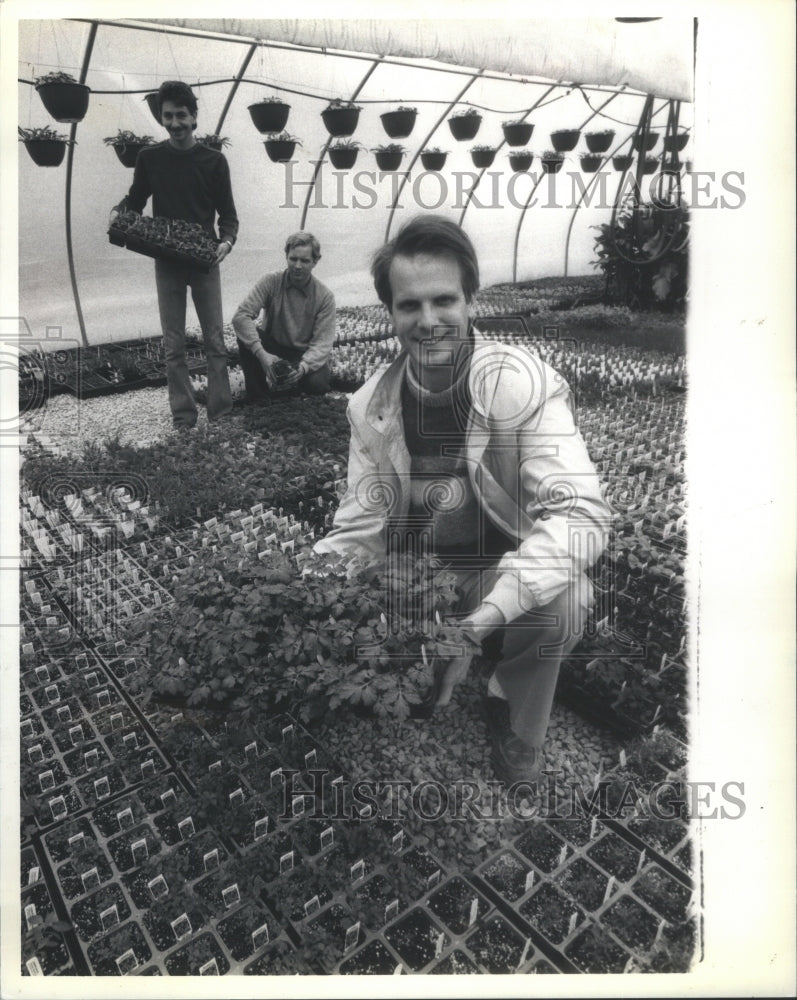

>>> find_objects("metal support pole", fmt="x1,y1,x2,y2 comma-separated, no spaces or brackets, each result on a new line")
385,71,483,243
65,21,97,349
214,42,258,135
300,58,382,230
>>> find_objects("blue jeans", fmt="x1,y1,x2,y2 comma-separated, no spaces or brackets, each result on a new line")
154,260,232,426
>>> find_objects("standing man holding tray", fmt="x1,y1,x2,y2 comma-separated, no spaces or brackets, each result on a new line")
109,80,238,429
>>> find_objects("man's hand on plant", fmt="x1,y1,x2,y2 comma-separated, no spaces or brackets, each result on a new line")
256,349,279,389
282,361,306,388
434,648,474,707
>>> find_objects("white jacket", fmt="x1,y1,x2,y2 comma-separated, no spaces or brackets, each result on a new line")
314,334,612,624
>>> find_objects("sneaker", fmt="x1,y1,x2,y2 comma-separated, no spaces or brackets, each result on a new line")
482,696,543,785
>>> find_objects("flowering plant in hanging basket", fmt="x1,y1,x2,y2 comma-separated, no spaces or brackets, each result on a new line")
540,150,565,173
470,145,497,168
663,132,689,153
372,143,406,171
550,129,581,152
264,132,302,163
196,134,231,151
585,130,615,153
248,97,291,134
380,106,417,139
447,108,482,141
420,148,448,170
502,120,534,146
321,100,362,138
612,153,634,172
632,132,659,152
35,71,91,124
508,150,534,172
18,125,75,167
328,139,364,169
579,153,603,174
103,130,156,168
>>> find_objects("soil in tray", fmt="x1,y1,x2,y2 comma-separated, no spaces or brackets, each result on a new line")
63,741,110,776
547,816,603,847
304,903,365,971
87,919,152,975
70,883,132,941
245,939,314,975
465,913,530,973
555,857,609,912
346,871,409,931
52,719,96,753
427,876,489,936
633,864,693,923
603,894,660,951
135,773,185,813
339,938,400,975
57,852,114,901
174,830,229,879
153,807,208,847
93,794,148,837
217,901,272,962
672,839,693,874
143,893,208,952
587,830,644,882
21,882,54,928
564,923,629,973
429,948,482,974
266,862,332,924
44,816,96,864
76,765,127,806
22,758,69,797
515,823,569,873
480,849,533,902
628,814,690,854
21,935,72,977
383,907,450,972
21,848,42,889
519,883,586,945
107,823,161,873
41,698,85,730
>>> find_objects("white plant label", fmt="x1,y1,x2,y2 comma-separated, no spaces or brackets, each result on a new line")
100,904,120,931
281,724,295,742
434,932,445,958
82,867,100,892
292,794,306,817
558,845,568,867
148,875,168,899
160,788,177,808
84,748,100,769
252,923,269,950
244,741,258,760
123,732,138,750
518,937,532,969
568,912,578,936
94,776,111,800
391,830,404,854
304,748,317,768
604,875,616,903
115,949,139,975
350,859,365,882
279,851,294,874
28,745,44,765
254,816,269,841
69,725,84,746
56,706,71,723
304,895,321,917
229,787,245,807
117,807,134,829
270,767,283,786
28,866,41,885
25,958,44,976
131,838,148,863
320,826,334,850
222,883,240,909
385,898,400,923
344,922,361,952
468,898,479,927
199,958,219,975
204,848,220,871
525,869,535,893
170,913,192,941
178,817,195,840
427,869,442,890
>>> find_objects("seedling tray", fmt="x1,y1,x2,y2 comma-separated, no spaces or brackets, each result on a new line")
109,228,216,274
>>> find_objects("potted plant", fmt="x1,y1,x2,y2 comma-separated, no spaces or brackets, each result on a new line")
502,120,534,146
642,156,659,175
380,106,417,138
612,153,634,172
632,131,659,152
328,139,363,169
508,150,534,172
372,143,406,171
35,71,90,123
585,129,615,153
103,130,156,168
196,134,231,151
447,107,482,141
420,147,448,170
579,153,603,173
248,96,291,134
550,128,581,152
470,145,497,168
321,99,361,137
264,132,302,163
18,125,75,167
540,150,565,173
663,132,689,152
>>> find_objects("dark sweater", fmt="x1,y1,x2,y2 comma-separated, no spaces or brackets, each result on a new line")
115,141,239,244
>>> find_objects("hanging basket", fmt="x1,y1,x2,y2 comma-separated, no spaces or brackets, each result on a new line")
380,109,417,139
111,143,150,168
264,139,298,163
663,133,689,153
420,150,448,171
541,153,565,174
144,93,161,124
579,154,603,173
502,121,534,146
321,105,361,138
550,129,581,152
470,148,496,168
374,149,405,171
22,139,68,167
612,154,634,172
585,130,615,153
447,112,482,141
642,157,659,175
328,145,360,169
248,101,291,134
36,81,90,124
632,132,659,152
508,151,533,172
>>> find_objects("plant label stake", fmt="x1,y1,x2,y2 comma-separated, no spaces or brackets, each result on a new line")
568,912,579,936
279,850,295,875
57,705,72,723
24,903,39,931
619,749,628,768
637,849,647,873
557,845,568,867
21,720,35,739
350,859,365,883
100,904,120,931
524,870,535,893
84,671,99,688
244,741,258,761
68,831,85,849
171,913,193,941
117,807,134,830
115,949,139,975
358,804,374,820
160,788,177,809
123,731,138,750
110,712,123,730
39,770,55,792
517,937,532,970
199,957,219,975
148,874,168,899
654,918,665,945
250,921,270,952
590,815,599,838
208,759,222,775
320,826,334,850
178,816,195,840
254,815,269,841
468,897,479,927
84,747,100,770
94,776,111,800
434,932,446,958
82,867,100,892
344,922,361,953
34,665,50,684
28,866,41,885
131,838,148,864
70,724,87,746
45,684,60,705
603,875,616,904
25,958,44,976
427,869,442,890
203,848,220,872
292,794,306,817
304,895,321,918
28,744,44,765
270,767,283,787
391,830,404,854
95,689,111,709
281,723,295,742
304,748,317,769
222,883,241,909
229,787,245,807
